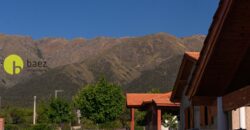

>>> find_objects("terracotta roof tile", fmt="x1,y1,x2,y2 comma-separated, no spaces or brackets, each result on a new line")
126,91,179,107
185,52,200,60
170,52,200,102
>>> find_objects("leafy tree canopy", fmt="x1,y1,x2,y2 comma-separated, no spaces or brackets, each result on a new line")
73,77,125,123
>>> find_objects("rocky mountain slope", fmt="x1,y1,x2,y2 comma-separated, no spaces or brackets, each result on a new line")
0,33,205,106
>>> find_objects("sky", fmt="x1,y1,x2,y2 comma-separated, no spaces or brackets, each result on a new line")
0,0,219,39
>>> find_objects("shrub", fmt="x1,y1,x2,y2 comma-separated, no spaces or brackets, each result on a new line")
31,124,57,130
5,124,20,130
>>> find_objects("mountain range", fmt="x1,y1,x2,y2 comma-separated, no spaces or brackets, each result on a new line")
0,33,205,106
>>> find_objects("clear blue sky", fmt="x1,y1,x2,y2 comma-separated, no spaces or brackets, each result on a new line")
0,0,219,39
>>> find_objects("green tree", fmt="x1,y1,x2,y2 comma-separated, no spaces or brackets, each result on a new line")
73,77,125,123
37,100,50,123
43,98,73,125
119,108,130,128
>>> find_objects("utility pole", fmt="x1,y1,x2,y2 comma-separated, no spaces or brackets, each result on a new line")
55,90,64,98
33,96,36,125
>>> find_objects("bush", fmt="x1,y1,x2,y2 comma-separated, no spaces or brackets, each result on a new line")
135,126,145,130
0,107,33,124
37,98,73,124
60,123,71,130
5,123,57,130
31,124,57,130
135,110,147,126
81,117,98,129
81,118,123,129
5,124,20,130
98,120,123,129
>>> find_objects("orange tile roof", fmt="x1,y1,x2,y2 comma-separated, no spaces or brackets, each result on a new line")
126,93,157,107
126,91,179,107
170,52,200,102
185,52,200,60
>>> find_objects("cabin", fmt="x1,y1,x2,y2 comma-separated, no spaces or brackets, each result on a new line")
126,92,179,130
171,0,250,129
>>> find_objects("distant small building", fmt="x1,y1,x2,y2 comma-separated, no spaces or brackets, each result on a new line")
126,92,179,130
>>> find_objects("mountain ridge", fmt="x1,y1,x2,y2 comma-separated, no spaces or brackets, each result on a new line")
0,32,205,106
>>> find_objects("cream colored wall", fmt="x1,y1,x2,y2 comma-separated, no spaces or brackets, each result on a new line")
232,108,240,129
247,107,250,130
232,106,250,129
